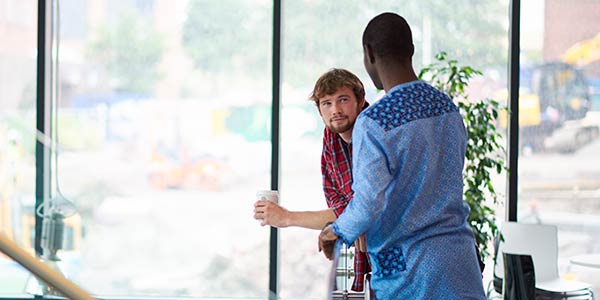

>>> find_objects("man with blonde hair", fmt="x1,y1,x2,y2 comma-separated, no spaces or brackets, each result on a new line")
254,68,371,292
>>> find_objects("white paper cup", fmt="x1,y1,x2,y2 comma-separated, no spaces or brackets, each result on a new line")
256,190,279,204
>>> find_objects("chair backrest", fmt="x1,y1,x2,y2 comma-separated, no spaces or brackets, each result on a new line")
503,252,536,300
494,222,560,283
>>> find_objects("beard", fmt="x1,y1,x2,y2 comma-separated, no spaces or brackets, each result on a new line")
328,117,354,134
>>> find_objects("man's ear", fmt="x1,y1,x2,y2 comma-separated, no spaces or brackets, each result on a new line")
364,44,376,64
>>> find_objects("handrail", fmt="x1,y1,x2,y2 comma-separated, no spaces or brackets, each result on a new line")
0,232,96,300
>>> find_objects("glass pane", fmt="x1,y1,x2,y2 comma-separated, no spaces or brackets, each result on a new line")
0,0,38,295
55,0,272,297
280,1,509,298
518,0,600,296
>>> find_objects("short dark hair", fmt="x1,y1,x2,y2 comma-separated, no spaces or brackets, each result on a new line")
309,68,365,106
362,12,414,62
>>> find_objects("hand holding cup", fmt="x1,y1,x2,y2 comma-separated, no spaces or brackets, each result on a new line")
253,190,288,227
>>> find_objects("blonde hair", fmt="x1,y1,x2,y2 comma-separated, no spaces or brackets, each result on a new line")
309,68,365,106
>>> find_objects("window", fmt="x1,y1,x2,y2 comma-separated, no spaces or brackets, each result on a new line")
0,0,38,295
518,0,600,295
13,1,600,299
52,0,272,297
280,1,508,298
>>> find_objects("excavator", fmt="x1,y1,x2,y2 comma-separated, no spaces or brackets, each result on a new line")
500,32,600,153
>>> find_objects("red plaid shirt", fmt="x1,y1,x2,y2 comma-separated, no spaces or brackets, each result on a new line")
321,105,371,291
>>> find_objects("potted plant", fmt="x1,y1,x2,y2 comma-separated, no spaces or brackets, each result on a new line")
419,52,507,261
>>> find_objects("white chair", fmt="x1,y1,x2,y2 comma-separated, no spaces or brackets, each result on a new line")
491,221,594,299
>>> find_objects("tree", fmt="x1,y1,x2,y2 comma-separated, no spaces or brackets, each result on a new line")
181,1,507,90
283,0,508,88
398,0,507,70
87,10,164,94
182,0,271,76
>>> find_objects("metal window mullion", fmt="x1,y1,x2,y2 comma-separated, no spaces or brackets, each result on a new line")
35,0,53,258
34,0,54,300
269,0,282,299
507,0,520,222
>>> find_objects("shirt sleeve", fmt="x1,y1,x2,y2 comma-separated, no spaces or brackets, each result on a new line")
321,129,350,216
332,116,392,246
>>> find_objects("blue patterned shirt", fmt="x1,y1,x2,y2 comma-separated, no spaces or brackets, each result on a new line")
332,80,485,299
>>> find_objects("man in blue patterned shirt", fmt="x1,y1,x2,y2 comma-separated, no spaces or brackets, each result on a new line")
318,12,486,299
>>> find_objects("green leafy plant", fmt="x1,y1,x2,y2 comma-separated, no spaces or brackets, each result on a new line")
419,52,507,260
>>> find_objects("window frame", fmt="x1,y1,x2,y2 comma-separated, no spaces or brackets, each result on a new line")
1,0,521,299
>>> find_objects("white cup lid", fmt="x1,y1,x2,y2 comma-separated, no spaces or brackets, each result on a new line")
256,190,279,202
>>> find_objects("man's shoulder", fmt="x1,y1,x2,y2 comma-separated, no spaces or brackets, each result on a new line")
362,81,457,131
